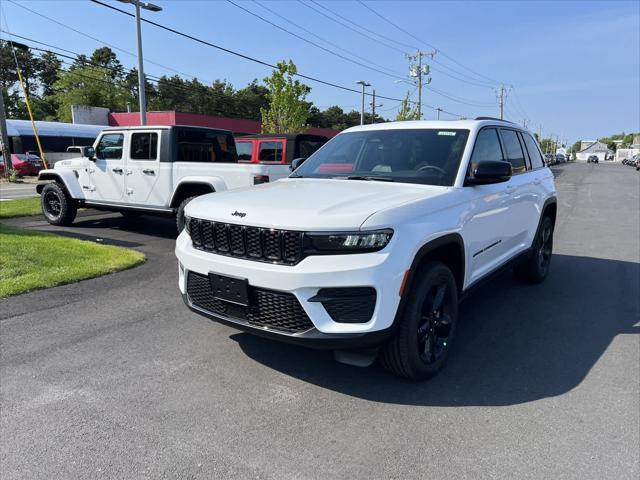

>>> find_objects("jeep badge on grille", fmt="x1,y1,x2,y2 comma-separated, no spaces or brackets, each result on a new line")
231,211,246,218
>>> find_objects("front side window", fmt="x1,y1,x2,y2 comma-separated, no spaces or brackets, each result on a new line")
96,133,124,160
293,129,470,186
500,129,527,173
521,133,545,169
258,141,284,163
469,128,503,173
175,127,237,163
236,141,253,162
130,132,158,160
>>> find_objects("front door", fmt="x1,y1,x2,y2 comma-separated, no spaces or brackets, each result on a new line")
90,132,126,202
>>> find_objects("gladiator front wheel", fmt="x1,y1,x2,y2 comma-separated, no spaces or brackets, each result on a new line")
41,183,77,226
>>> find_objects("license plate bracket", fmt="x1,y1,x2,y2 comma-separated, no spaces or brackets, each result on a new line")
208,272,250,306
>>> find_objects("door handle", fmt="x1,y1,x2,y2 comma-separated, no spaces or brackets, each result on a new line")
142,169,155,175
125,169,133,176
112,167,123,174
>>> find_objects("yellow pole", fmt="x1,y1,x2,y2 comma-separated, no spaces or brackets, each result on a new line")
15,68,48,169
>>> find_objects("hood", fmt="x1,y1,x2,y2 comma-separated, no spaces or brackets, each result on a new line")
185,178,448,230
54,157,88,169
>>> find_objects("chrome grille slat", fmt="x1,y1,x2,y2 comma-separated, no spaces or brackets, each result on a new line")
188,218,303,265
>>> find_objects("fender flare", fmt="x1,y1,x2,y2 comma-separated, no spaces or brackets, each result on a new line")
36,170,84,199
169,177,226,207
389,233,466,333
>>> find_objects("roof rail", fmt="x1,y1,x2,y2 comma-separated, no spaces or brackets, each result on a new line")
474,116,518,124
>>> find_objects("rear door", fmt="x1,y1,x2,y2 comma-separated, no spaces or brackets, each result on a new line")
257,139,286,164
498,128,535,254
90,132,125,202
125,130,166,206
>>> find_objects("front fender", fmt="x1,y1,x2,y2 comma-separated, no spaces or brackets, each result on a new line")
37,169,84,199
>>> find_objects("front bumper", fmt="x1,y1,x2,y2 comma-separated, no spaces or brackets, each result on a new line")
175,230,406,342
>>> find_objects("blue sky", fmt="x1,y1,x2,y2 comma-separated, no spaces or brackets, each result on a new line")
1,0,638,143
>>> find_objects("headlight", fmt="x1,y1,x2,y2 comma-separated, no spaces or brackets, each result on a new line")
306,229,393,253
184,215,191,235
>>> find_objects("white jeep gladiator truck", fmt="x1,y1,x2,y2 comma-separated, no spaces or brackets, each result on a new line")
175,118,557,379
37,125,290,230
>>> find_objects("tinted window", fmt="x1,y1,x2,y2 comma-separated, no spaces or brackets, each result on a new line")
521,133,544,169
294,129,470,186
258,141,284,162
96,133,124,160
236,141,253,162
298,139,326,159
130,132,158,160
469,128,503,172
176,128,237,163
500,129,527,173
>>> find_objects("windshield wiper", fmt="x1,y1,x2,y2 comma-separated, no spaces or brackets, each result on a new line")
344,175,395,182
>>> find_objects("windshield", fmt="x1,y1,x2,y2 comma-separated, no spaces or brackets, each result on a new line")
293,128,469,186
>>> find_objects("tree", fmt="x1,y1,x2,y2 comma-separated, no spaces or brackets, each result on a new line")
90,47,124,80
52,66,128,122
260,60,311,134
233,79,269,120
395,91,419,121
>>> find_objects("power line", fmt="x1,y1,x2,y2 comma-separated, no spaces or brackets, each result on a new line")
253,0,402,79
355,0,502,86
225,0,405,81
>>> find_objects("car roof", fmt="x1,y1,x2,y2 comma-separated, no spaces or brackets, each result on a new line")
102,125,232,134
342,119,529,135
236,133,328,141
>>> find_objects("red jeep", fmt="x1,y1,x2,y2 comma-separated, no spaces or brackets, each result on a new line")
235,134,328,165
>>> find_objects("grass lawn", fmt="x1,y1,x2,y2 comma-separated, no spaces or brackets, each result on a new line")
0,224,145,297
0,197,42,218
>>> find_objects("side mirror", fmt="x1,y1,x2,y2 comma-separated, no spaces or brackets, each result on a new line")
85,147,95,158
290,157,307,172
465,161,512,186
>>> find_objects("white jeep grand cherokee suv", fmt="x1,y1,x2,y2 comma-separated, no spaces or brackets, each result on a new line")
175,119,557,379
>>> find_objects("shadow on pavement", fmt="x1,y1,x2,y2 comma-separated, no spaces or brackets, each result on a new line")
231,254,639,406
71,213,178,240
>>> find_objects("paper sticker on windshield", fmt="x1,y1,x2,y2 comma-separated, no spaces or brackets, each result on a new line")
438,131,456,136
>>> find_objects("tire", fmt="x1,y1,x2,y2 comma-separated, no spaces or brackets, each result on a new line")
380,262,459,380
41,182,77,226
176,196,198,232
514,215,554,283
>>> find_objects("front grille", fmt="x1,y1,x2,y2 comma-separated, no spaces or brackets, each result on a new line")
186,272,314,334
189,218,304,265
314,287,376,324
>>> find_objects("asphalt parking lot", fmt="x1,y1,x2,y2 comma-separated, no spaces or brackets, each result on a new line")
1,163,638,479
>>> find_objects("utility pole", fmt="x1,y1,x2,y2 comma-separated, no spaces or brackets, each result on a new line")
356,80,370,125
369,90,382,124
436,107,442,120
0,91,12,174
496,85,510,120
117,1,163,126
406,49,436,119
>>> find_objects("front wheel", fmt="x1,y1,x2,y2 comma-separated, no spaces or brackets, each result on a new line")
41,183,77,226
380,262,459,380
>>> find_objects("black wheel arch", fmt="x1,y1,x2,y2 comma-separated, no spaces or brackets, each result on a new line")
36,173,68,194
170,182,215,209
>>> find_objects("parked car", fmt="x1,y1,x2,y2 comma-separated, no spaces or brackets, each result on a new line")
555,154,566,163
176,119,557,379
0,152,44,176
635,156,640,171
544,153,555,166
37,125,290,231
66,145,95,157
235,134,328,165
587,155,599,164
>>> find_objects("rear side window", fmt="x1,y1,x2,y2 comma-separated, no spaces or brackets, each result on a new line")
236,141,253,162
500,129,527,173
298,139,326,159
96,133,124,160
130,132,158,160
470,128,503,172
175,128,237,163
521,133,545,169
258,141,284,162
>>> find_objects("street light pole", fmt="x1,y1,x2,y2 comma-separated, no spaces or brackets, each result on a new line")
118,1,162,126
356,80,371,125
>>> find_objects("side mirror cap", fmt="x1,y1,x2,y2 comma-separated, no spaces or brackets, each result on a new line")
85,147,95,158
465,161,512,186
290,157,307,172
